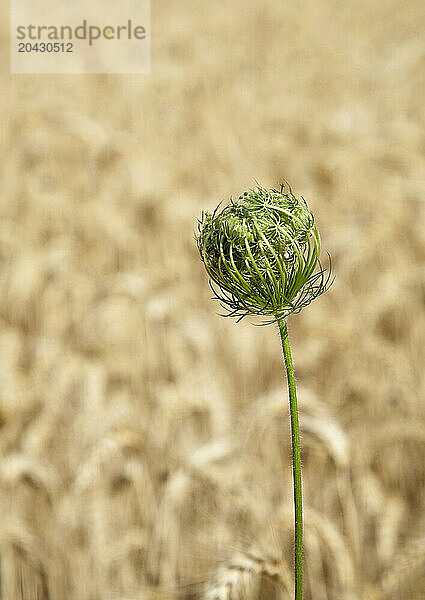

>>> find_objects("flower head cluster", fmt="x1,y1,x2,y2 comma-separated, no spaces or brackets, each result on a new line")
196,184,332,323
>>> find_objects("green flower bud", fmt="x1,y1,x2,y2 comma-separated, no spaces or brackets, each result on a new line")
196,184,332,322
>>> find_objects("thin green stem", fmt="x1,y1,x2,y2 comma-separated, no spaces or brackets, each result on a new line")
278,317,303,600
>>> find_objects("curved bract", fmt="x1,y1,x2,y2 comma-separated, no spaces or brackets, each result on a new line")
196,184,332,322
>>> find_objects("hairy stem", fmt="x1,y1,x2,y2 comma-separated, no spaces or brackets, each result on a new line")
278,318,303,600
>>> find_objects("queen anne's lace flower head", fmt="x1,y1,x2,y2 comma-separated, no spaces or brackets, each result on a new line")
196,184,332,323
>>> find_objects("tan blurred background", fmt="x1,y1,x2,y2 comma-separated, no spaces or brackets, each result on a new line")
1,1,425,599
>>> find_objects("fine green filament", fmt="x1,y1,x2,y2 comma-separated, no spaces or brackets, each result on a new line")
279,318,303,599
196,184,331,324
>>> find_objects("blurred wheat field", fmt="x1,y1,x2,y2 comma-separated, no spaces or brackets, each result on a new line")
1,0,425,599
